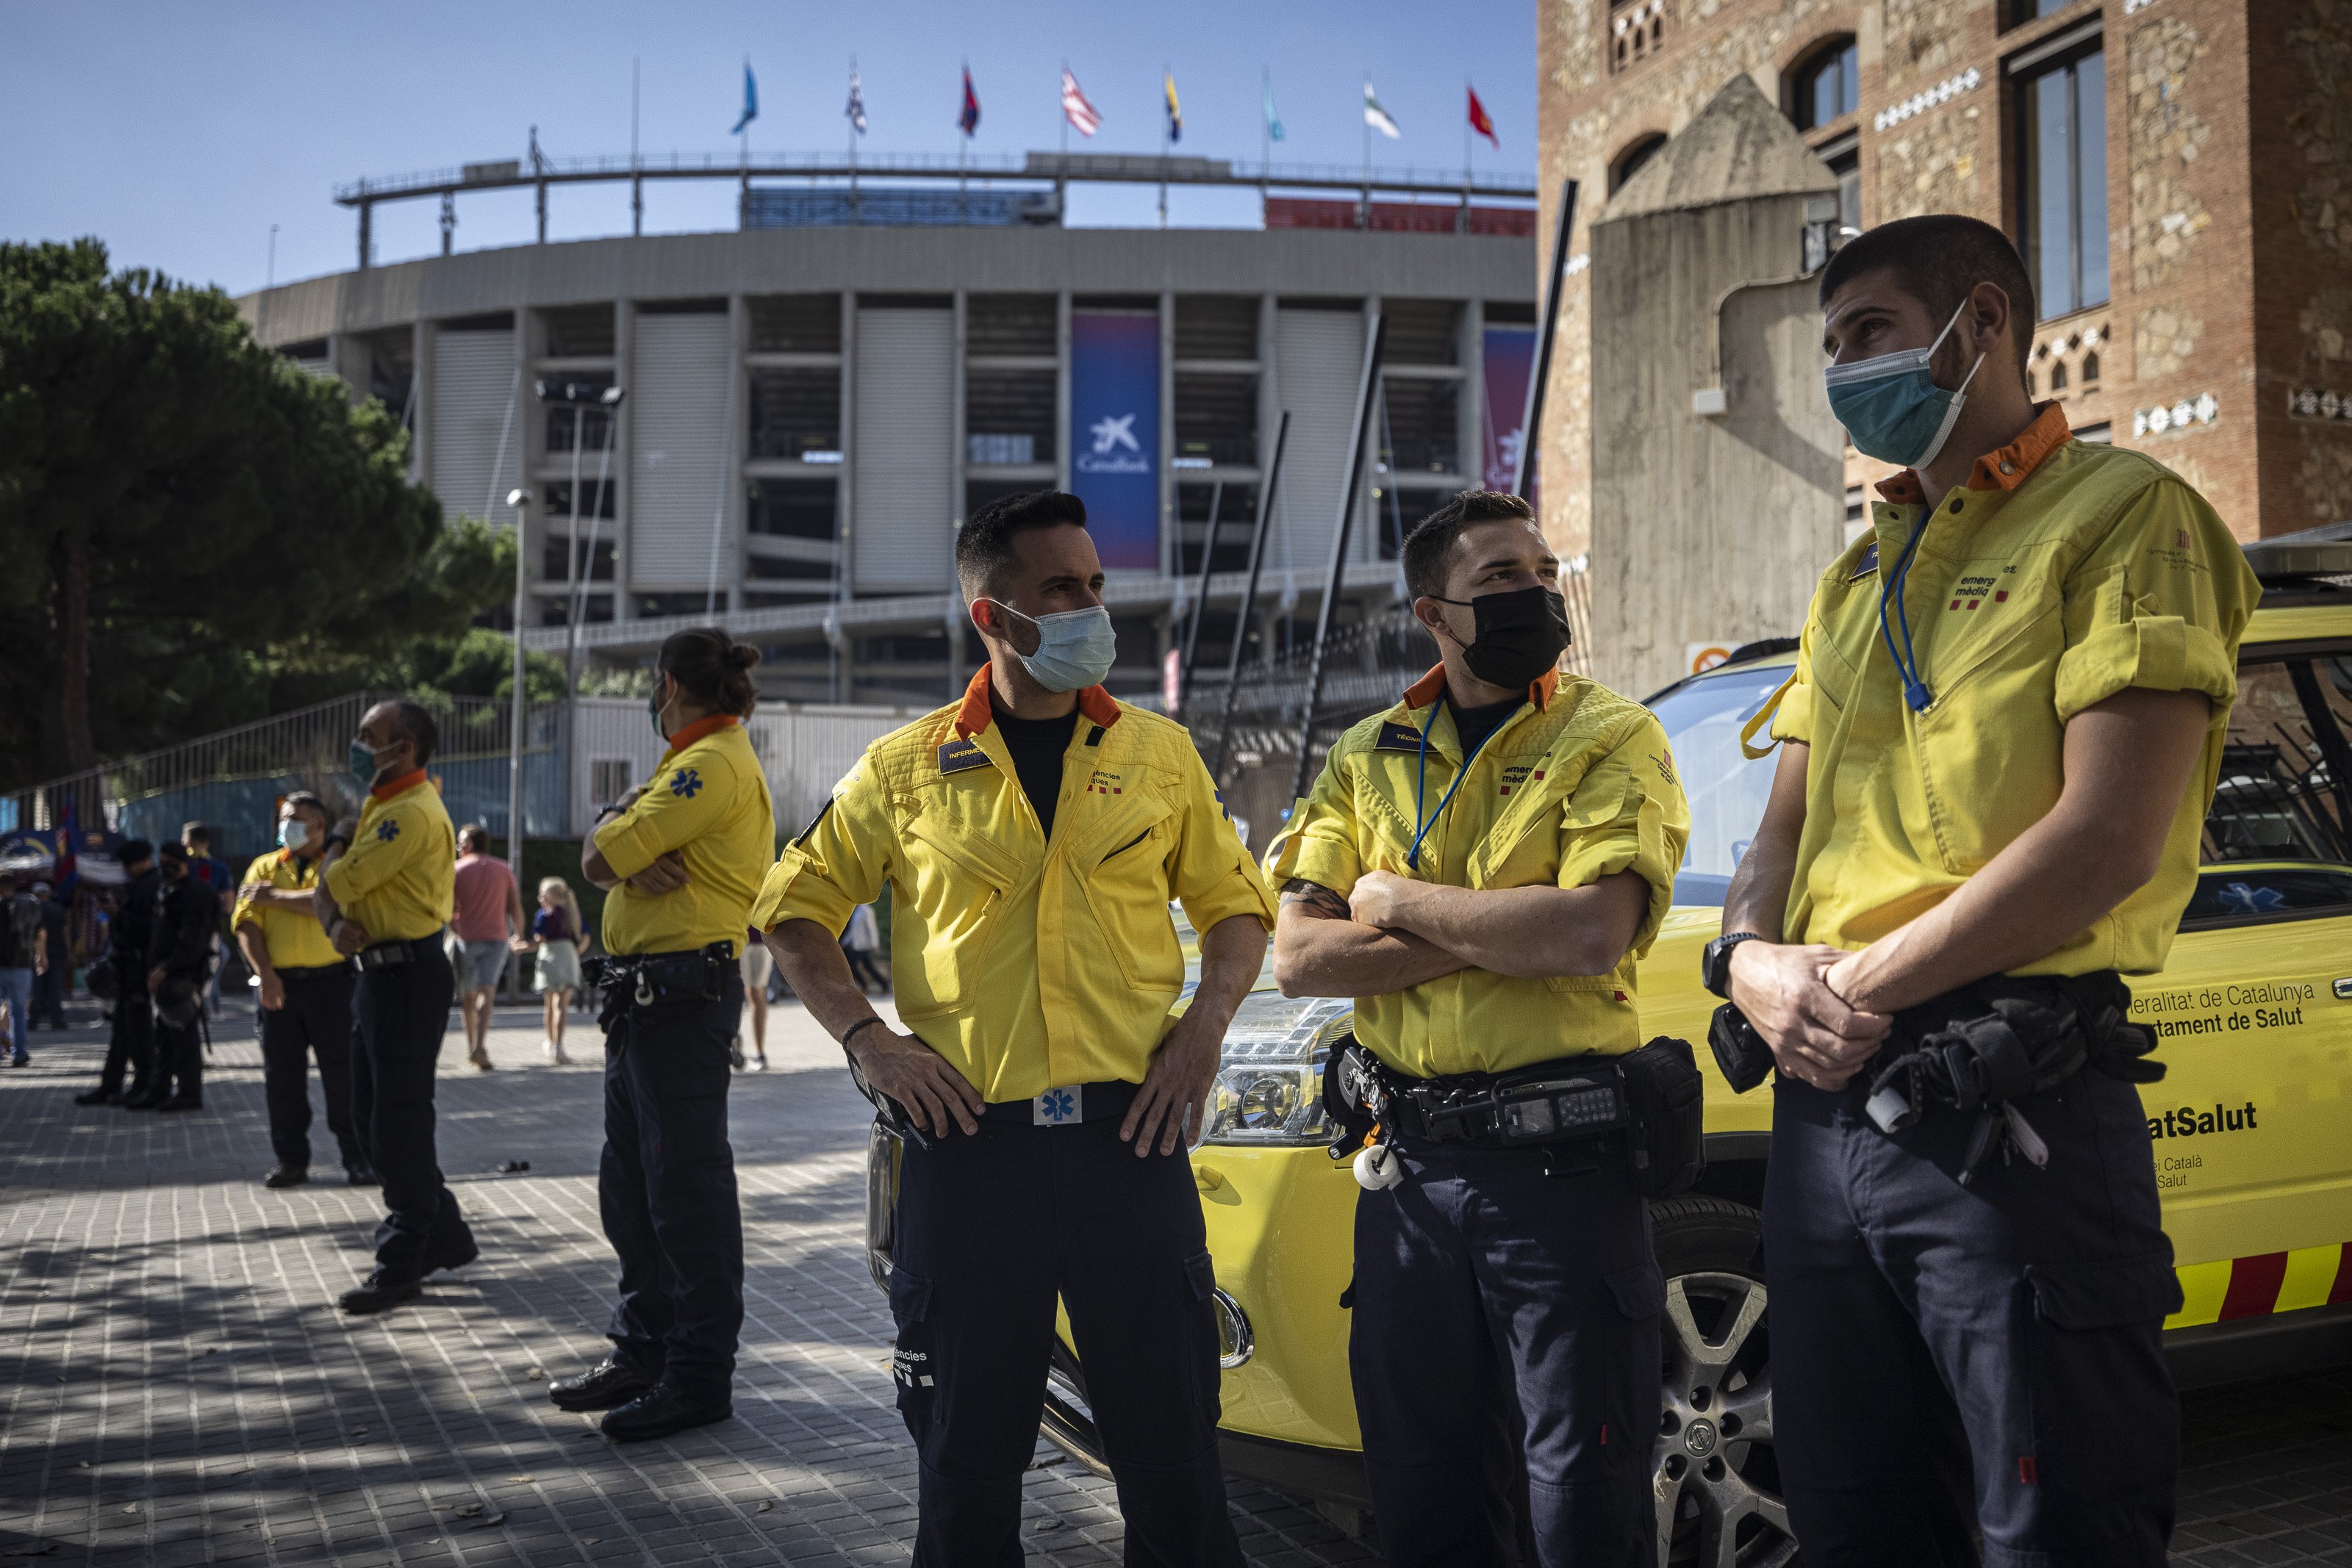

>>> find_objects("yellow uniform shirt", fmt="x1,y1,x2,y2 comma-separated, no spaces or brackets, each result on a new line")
1267,665,1691,1078
232,849,342,969
752,672,1277,1103
1769,402,2260,975
595,716,774,957
321,771,456,943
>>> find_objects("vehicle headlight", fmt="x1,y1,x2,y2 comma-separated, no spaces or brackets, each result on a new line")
1200,993,1352,1146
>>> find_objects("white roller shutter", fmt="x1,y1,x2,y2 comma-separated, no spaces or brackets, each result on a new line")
1273,309,1374,578
853,308,955,594
631,312,734,591
429,328,519,528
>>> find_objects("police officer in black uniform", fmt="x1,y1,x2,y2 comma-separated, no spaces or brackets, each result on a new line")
76,841,157,1107
132,841,215,1112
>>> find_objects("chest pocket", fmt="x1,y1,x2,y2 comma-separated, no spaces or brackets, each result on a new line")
898,799,1028,1020
1071,788,1183,995
1918,550,2062,705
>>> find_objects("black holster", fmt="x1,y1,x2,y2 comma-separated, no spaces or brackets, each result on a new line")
588,943,734,1028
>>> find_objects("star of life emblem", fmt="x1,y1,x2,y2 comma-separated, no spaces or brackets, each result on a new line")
1033,1085,1083,1126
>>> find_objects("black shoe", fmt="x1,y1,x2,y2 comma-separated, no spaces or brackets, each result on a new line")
74,1087,122,1106
423,1240,479,1276
549,1359,655,1413
337,1272,423,1315
157,1095,202,1112
598,1384,731,1442
120,1091,168,1111
345,1165,380,1187
263,1165,309,1189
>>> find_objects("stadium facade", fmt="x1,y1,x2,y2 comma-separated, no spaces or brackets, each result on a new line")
239,182,1538,708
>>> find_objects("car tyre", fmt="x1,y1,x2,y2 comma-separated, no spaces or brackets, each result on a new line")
1649,1194,1799,1568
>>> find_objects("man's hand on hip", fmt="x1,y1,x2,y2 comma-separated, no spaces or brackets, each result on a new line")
850,1026,985,1138
1122,1007,1222,1158
1727,940,1891,1091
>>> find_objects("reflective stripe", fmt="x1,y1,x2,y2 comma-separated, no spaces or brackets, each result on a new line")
2166,1242,2350,1328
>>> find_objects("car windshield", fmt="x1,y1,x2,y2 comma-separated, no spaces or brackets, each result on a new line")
1649,661,1791,907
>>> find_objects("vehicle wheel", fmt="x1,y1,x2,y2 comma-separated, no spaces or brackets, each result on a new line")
1649,1195,1796,1568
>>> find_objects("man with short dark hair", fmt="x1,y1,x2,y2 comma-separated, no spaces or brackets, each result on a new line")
31,882,69,1029
0,871,42,1068
182,822,236,1018
450,823,526,1071
761,489,1274,1563
134,842,216,1111
237,792,369,1188
1711,214,2261,1561
1271,489,1690,1564
318,698,476,1314
76,841,157,1106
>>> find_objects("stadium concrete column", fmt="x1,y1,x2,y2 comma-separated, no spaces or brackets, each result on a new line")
833,289,857,702
1055,291,1073,494
948,288,969,698
410,320,432,486
1460,300,1486,496
725,294,750,614
613,299,637,620
1159,290,1177,580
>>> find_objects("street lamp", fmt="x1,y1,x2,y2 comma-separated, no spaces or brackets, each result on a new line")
536,380,627,835
504,486,532,893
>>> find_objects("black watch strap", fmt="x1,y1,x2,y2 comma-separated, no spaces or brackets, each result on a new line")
1703,932,1763,999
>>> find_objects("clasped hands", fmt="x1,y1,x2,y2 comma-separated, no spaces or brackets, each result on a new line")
1727,941,1893,1090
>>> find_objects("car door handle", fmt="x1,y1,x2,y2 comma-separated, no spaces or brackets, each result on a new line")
2335,977,2352,1001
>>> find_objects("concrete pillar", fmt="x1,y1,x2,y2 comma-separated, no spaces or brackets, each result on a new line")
1159,290,1177,578
613,300,637,619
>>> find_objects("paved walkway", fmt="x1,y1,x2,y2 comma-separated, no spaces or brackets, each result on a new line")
0,999,2345,1565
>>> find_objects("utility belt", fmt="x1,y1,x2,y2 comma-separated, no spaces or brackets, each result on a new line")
356,935,444,973
276,961,353,983
584,943,736,1026
1709,969,2161,1185
1323,1037,1704,1197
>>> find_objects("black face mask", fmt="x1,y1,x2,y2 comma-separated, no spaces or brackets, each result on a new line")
1430,585,1572,691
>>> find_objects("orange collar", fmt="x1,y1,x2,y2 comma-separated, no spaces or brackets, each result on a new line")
953,666,1122,740
1401,662,1559,714
1874,401,2072,506
662,713,738,752
370,769,427,802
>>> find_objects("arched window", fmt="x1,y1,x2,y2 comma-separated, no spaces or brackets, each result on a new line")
2049,360,2068,390
1792,37,1860,131
2080,350,2100,383
1610,133,1668,195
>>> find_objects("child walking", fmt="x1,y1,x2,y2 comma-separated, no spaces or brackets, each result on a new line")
526,877,585,1065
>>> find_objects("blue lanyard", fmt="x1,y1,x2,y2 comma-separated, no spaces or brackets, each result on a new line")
1877,513,1935,712
1405,705,1508,871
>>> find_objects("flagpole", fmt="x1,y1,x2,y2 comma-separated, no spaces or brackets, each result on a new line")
631,57,642,237
1158,65,1169,230
1462,78,1471,236
1360,76,1371,231
1059,60,1071,219
848,57,858,223
1260,67,1270,204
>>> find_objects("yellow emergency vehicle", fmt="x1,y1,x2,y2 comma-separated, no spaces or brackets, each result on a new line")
864,537,2352,1557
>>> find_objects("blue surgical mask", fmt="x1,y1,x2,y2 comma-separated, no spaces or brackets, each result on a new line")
986,601,1118,694
349,740,382,785
1824,296,1985,470
278,819,310,852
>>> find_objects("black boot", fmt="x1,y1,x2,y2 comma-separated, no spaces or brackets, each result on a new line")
263,1165,308,1188
74,1087,123,1107
598,1384,731,1442
337,1271,423,1315
548,1359,655,1413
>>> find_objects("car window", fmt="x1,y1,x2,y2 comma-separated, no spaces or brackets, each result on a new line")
2185,652,2352,927
1648,662,1790,907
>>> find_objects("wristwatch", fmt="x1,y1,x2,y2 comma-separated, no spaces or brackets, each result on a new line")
1701,932,1763,999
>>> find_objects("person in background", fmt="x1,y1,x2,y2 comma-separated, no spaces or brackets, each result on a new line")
0,871,43,1068
135,841,215,1111
524,877,584,1065
182,823,237,1018
76,843,157,1105
735,929,770,1072
840,902,888,995
450,823,526,1072
32,882,70,1029
235,792,369,1189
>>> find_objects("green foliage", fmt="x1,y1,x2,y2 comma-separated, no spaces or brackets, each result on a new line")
0,240,509,787
577,664,654,699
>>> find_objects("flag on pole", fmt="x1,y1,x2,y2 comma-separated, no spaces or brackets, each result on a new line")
846,65,868,134
1468,84,1498,148
1263,74,1286,141
1061,68,1102,137
959,65,980,136
731,60,759,135
1164,72,1183,143
1363,81,1401,139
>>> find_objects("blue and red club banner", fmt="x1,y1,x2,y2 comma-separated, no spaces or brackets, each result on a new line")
1070,312,1161,571
1481,326,1536,499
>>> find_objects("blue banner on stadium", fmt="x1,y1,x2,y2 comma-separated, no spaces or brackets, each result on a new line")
1070,312,1161,571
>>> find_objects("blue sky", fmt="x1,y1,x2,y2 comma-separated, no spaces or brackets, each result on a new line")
2,0,1537,297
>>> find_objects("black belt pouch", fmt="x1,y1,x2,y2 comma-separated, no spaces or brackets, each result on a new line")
1619,1035,1705,1197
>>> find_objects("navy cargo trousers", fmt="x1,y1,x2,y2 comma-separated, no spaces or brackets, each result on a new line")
1349,1143,1663,1567
1765,1065,2182,1567
886,1090,1241,1568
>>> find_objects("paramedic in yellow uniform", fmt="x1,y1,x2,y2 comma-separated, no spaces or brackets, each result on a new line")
234,790,367,1188
1268,490,1690,1567
315,698,472,1315
545,628,774,1443
759,492,1274,1567
1713,215,2261,1564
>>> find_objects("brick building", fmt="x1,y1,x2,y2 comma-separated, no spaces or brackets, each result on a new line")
1536,0,2352,556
